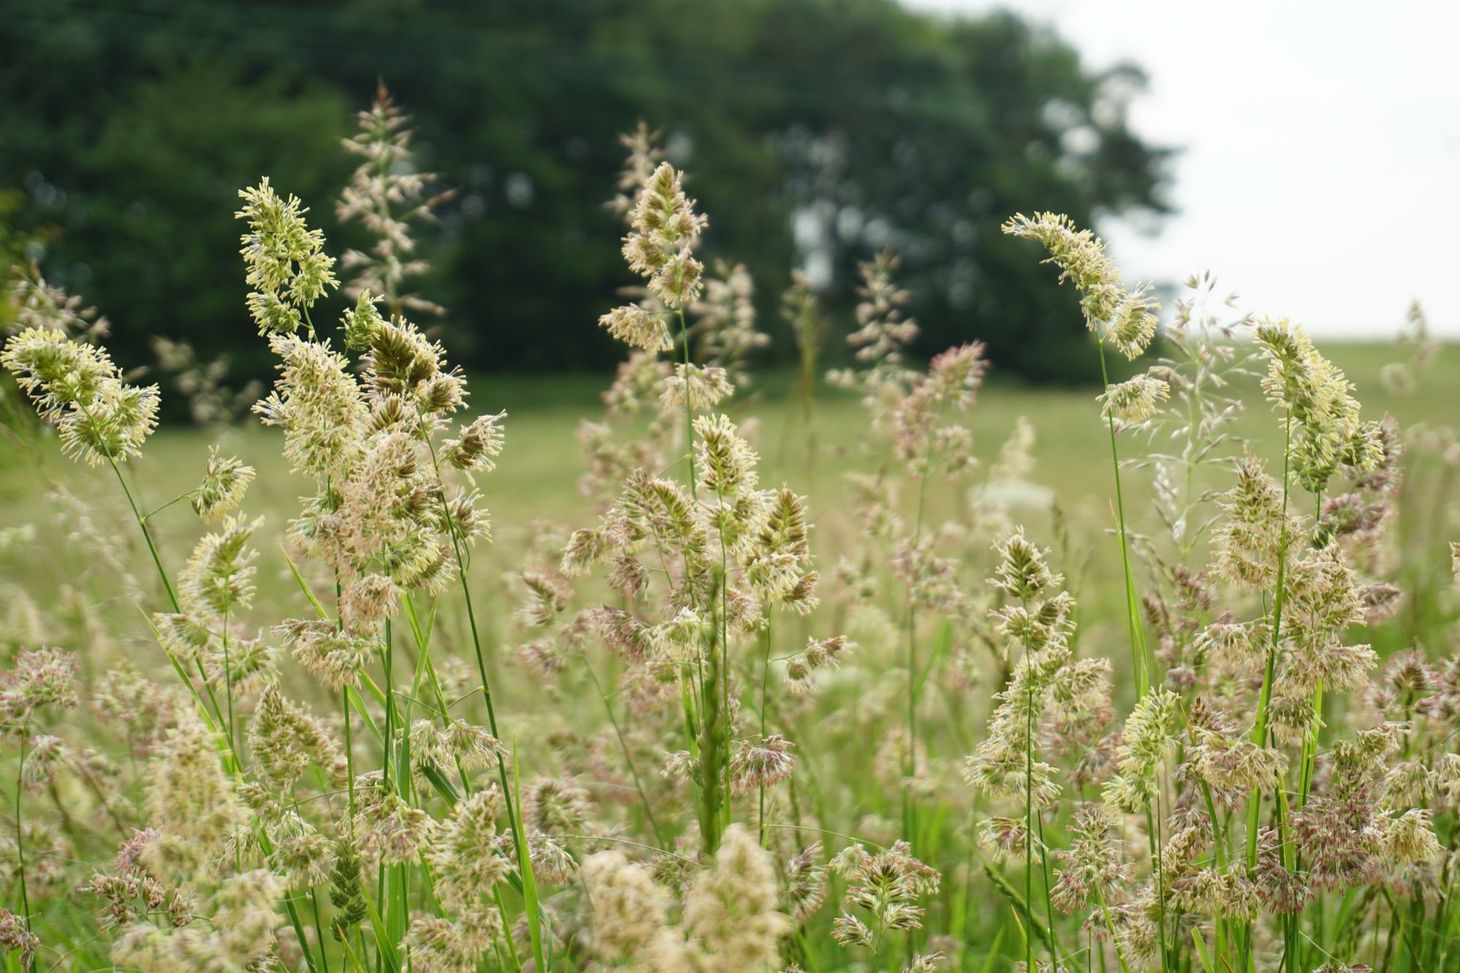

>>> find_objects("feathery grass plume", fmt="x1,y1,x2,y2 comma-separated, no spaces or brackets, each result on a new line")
253,332,368,478
1254,317,1382,493
678,824,789,972
582,849,673,964
846,250,919,369
442,410,506,473
0,649,78,732
341,292,468,424
400,910,500,973
1,326,159,465
409,718,506,788
8,269,110,339
689,260,768,386
1186,700,1286,810
1049,803,1130,915
276,619,371,690
112,870,284,971
1277,543,1374,697
248,682,339,790
1001,212,1157,359
236,177,337,334
337,83,447,316
602,350,673,419
825,250,921,424
1102,687,1179,813
0,646,76,953
729,733,796,795
607,121,666,221
599,304,673,353
783,634,853,696
191,446,255,521
966,529,1106,969
565,399,829,852
425,787,512,914
264,810,333,888
354,774,428,866
597,160,707,352
176,514,262,619
966,531,1100,802
889,341,988,474
829,840,939,954
18,733,66,793
566,413,819,619
524,775,593,835
83,827,191,931
1099,373,1170,426
140,715,246,881
782,842,828,926
695,412,760,499
1003,211,1157,709
623,162,708,311
664,362,735,412
1210,451,1297,590
1290,723,1404,896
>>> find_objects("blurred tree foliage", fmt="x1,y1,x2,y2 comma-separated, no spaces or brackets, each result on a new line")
0,0,1170,388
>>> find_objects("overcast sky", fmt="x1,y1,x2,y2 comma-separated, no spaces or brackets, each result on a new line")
907,0,1460,337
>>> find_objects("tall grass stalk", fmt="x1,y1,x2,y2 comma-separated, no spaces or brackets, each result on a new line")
1096,340,1151,700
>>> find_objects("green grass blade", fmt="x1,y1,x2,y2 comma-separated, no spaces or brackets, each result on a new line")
1192,926,1216,973
983,864,1054,956
280,545,333,620
978,925,1007,973
511,742,547,971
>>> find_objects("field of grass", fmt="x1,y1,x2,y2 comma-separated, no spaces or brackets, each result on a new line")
3,155,1459,973
5,340,1454,634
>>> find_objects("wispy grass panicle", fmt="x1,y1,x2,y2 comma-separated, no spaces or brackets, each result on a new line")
623,162,709,311
607,121,666,223
236,178,337,335
192,447,256,522
1254,317,1382,493
690,260,768,387
337,83,448,316
2,326,159,466
1001,212,1156,359
253,332,368,478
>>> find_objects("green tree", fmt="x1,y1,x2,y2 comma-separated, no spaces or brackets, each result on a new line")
0,0,1169,387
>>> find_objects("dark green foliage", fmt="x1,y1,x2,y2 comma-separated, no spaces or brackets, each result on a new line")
0,0,1169,388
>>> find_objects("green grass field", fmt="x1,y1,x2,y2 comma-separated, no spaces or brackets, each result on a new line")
1,336,1457,972
5,340,1453,626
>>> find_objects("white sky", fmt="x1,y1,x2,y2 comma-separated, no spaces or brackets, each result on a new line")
907,0,1460,337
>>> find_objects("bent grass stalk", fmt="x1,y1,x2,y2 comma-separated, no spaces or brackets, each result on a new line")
1096,340,1151,700
1096,339,1167,971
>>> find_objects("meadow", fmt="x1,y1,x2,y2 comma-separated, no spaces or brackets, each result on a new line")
6,344,1453,646
0,98,1456,973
